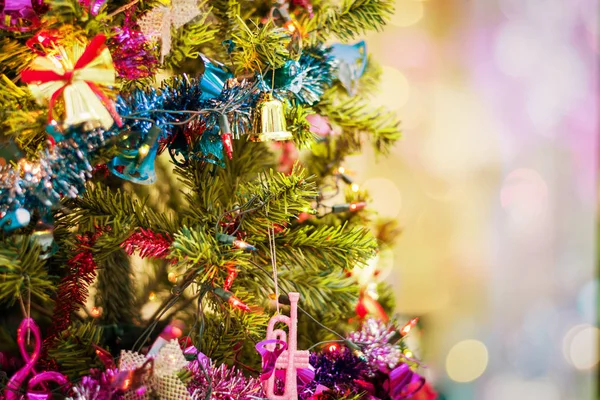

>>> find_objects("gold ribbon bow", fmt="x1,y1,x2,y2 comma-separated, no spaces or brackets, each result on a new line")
21,34,122,130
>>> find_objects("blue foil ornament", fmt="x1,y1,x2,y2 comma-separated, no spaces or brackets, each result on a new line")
269,46,335,105
109,125,161,184
199,55,232,100
194,124,224,166
330,41,368,96
272,60,302,93
0,208,30,231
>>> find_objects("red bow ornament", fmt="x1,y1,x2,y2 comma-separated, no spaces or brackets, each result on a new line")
21,34,122,130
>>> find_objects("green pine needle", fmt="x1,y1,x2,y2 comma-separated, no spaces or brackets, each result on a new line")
287,103,317,149
166,8,219,71
307,0,395,42
48,322,106,380
0,238,54,306
231,18,292,74
317,88,402,154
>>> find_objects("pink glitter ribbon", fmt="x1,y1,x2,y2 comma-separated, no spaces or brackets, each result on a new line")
255,339,288,381
384,363,425,400
5,318,68,400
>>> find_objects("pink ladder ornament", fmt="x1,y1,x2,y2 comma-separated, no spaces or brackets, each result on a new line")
264,292,310,400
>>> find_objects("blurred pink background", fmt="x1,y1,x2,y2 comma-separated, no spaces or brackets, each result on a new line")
347,0,599,398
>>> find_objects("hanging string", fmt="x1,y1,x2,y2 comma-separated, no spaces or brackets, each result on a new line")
267,218,280,314
27,276,31,345
17,277,32,344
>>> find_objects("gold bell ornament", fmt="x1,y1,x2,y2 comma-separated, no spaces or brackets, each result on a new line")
21,34,122,130
252,93,293,142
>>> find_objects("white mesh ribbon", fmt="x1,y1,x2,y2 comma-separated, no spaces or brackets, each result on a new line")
138,0,202,61
119,340,191,400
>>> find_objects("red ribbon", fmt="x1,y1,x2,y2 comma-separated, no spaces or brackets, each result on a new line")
21,34,122,127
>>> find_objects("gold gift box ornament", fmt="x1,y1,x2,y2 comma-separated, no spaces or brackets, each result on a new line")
21,34,122,130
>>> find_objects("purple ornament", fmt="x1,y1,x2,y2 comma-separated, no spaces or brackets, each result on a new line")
0,0,45,31
256,339,288,381
384,364,425,400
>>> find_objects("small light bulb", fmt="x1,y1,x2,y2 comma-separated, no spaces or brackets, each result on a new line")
283,20,296,32
91,306,102,317
401,317,419,336
168,272,177,283
338,167,346,174
351,183,360,192
328,344,339,352
232,239,256,251
404,350,413,358
228,295,251,312
149,291,156,301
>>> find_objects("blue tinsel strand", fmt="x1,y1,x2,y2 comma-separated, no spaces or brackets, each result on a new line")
270,46,335,106
0,45,346,227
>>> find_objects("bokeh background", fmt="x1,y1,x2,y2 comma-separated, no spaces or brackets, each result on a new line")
346,0,599,398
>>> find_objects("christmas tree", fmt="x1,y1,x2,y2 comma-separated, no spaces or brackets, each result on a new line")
0,0,434,398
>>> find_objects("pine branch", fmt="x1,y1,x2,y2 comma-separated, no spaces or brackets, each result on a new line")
169,226,254,284
211,0,241,40
66,182,180,234
166,11,219,71
48,322,105,380
0,238,54,306
239,165,318,238
176,139,275,225
95,248,138,324
44,0,83,25
286,103,317,149
2,110,48,159
278,269,359,317
376,281,396,315
0,74,33,108
273,224,377,272
231,18,292,74
307,0,394,42
198,297,270,365
0,38,37,79
316,89,402,154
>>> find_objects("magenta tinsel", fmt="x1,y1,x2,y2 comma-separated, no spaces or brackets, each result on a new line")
186,357,265,400
347,318,402,374
109,22,158,80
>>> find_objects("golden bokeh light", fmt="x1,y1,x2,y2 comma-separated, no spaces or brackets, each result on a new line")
446,339,488,382
390,0,424,27
372,66,411,111
362,177,402,218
